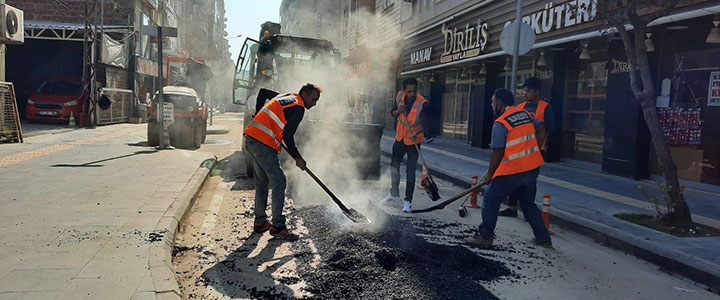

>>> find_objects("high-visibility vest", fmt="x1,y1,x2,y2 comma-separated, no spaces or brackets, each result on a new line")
395,91,428,145
243,93,305,152
493,106,544,179
518,100,549,150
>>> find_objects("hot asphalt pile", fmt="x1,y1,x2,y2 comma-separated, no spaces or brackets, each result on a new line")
290,205,512,300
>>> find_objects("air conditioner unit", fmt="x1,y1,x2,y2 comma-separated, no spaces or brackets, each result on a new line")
0,4,24,44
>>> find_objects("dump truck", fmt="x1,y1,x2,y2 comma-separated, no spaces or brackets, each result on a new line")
233,21,383,179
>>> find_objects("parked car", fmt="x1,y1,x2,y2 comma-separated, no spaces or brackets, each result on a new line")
25,77,86,122
147,86,208,149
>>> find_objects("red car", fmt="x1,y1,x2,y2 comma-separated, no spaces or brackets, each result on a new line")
25,77,86,122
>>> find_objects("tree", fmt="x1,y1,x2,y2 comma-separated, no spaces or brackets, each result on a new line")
594,0,692,227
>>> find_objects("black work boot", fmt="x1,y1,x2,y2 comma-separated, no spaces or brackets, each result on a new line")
499,208,518,217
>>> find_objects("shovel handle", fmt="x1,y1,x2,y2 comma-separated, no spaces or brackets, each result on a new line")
280,144,350,212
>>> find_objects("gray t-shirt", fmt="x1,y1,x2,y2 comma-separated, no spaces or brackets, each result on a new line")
490,116,540,149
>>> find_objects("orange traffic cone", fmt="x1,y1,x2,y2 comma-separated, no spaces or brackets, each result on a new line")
418,165,428,190
542,194,554,235
467,175,481,208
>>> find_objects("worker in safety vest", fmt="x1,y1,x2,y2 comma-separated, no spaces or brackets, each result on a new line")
243,83,321,240
380,77,429,213
500,77,556,218
464,88,552,248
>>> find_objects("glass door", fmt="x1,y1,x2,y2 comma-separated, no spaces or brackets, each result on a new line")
441,72,471,141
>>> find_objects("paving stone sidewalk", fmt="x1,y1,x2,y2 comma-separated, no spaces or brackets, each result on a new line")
0,124,213,300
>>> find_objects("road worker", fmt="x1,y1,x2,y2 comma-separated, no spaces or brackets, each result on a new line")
243,83,321,240
464,88,552,248
501,77,556,218
380,77,430,212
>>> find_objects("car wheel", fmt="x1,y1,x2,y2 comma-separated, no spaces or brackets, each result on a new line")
147,120,160,146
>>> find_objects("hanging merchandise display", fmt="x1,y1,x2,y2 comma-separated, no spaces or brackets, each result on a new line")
657,107,702,145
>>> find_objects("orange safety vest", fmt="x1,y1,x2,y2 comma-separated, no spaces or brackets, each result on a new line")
517,100,549,150
243,93,305,153
395,91,428,145
493,106,544,179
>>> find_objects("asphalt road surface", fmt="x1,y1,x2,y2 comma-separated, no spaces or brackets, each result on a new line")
172,113,718,300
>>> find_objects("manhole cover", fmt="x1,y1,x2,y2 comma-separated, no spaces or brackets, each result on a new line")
204,139,233,145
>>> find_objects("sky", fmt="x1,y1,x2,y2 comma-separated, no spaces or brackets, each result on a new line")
225,0,282,63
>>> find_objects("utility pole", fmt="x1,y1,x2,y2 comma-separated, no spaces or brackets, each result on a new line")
157,1,166,149
0,0,5,82
510,0,522,96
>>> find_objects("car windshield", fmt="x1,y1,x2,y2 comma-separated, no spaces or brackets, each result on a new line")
37,81,83,96
159,94,198,107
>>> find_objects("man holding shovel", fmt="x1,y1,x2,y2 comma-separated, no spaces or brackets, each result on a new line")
464,88,552,248
243,83,321,240
381,78,430,213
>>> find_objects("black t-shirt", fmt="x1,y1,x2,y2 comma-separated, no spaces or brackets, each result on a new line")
391,94,430,121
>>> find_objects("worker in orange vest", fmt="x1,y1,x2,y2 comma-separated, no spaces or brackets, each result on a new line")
243,83,321,240
380,77,429,212
500,77,556,218
464,88,552,248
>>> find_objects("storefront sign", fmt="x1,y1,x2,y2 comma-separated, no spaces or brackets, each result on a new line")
410,47,432,65
506,0,598,35
610,58,630,74
709,71,720,107
537,69,554,80
441,19,490,64
137,58,158,77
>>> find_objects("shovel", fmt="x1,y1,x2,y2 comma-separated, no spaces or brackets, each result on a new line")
282,145,371,224
412,182,486,214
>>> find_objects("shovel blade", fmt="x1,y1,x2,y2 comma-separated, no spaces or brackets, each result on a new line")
344,208,371,224
422,177,441,201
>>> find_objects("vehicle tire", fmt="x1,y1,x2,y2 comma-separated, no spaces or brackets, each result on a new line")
191,124,202,149
147,120,160,146
169,126,189,149
201,119,207,143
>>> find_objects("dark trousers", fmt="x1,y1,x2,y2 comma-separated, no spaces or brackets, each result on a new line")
478,168,551,242
390,140,419,203
508,150,545,207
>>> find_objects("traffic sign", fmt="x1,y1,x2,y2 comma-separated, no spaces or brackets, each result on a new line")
141,26,177,37
162,102,174,125
500,21,535,56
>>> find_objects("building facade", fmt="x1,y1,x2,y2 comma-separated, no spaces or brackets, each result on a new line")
5,0,230,125
398,0,720,188
280,0,342,47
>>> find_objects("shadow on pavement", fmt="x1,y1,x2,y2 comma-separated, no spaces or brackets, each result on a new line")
200,233,298,299
51,150,158,167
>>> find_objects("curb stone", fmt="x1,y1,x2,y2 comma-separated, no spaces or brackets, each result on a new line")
381,150,720,292
146,155,217,300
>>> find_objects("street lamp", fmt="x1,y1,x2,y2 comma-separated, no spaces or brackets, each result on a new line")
228,34,243,40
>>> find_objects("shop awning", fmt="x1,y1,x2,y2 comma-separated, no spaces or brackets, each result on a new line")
24,20,130,42
401,4,720,75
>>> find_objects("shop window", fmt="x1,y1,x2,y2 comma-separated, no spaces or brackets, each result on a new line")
441,72,471,141
562,44,608,164
650,49,720,185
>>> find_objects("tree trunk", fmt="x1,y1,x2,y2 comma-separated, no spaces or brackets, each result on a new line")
615,16,693,227
639,95,693,227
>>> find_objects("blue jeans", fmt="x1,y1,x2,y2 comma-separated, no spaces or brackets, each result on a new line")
477,168,551,243
245,136,287,228
390,141,419,202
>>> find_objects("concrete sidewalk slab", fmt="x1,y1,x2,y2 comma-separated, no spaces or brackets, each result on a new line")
206,125,229,135
0,124,215,300
380,132,720,291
